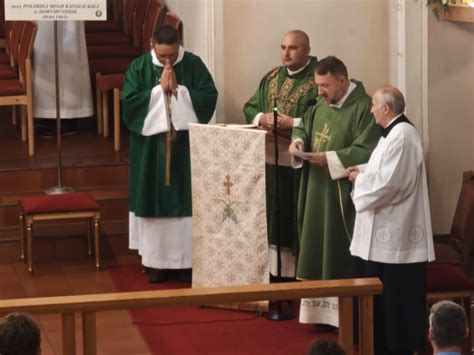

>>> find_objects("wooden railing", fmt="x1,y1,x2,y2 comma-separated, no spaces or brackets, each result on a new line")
0,277,382,355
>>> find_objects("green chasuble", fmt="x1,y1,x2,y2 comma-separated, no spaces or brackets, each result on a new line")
122,51,218,218
293,80,380,280
243,57,317,257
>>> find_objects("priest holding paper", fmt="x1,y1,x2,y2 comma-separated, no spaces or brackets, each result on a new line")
347,86,435,355
122,25,218,283
289,56,380,326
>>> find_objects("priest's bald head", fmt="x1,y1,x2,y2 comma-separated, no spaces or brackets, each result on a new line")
280,30,311,71
371,86,406,127
151,25,180,66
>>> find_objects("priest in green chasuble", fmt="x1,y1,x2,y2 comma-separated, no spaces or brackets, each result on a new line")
122,25,218,283
243,30,317,278
289,56,380,325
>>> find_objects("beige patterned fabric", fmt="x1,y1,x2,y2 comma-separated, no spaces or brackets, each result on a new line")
189,124,269,311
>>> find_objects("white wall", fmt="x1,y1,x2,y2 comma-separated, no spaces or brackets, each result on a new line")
427,13,474,233
164,0,215,75
220,0,390,123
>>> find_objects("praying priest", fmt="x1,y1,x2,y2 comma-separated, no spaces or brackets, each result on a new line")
347,86,435,355
243,30,317,279
122,25,218,283
289,56,380,326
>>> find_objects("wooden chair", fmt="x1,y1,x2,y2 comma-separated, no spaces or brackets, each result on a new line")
95,0,166,150
433,171,474,272
19,192,101,274
85,0,124,33
426,171,474,352
0,21,25,80
163,12,183,44
0,21,12,65
0,21,36,155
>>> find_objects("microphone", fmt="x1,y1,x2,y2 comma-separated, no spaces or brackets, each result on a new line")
273,97,317,110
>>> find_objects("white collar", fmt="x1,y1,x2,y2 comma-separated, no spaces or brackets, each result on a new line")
286,58,311,76
384,113,404,128
151,45,185,67
330,81,356,109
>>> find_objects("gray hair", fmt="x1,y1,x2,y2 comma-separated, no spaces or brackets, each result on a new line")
377,86,405,115
429,300,467,348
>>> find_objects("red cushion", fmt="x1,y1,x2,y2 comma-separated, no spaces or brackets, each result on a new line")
85,20,121,33
86,32,131,46
427,263,474,291
89,58,132,75
0,79,25,95
0,65,18,79
433,243,462,266
96,73,124,92
0,51,9,65
87,45,140,59
20,192,100,214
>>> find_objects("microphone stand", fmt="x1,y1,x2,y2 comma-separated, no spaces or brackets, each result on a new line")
267,99,293,321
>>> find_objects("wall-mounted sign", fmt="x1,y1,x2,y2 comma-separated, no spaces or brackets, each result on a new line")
5,0,107,21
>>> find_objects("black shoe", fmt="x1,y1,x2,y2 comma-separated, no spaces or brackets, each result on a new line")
35,118,55,129
61,119,79,136
37,119,79,138
148,268,167,283
178,268,192,283
38,126,57,139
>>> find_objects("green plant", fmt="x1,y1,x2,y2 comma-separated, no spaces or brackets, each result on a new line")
428,0,471,19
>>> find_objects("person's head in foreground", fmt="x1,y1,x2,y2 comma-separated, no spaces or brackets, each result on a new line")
0,312,41,355
308,339,346,355
429,300,469,353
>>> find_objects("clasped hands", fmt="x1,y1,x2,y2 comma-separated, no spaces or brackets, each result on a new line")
288,141,327,167
259,112,293,130
159,59,177,95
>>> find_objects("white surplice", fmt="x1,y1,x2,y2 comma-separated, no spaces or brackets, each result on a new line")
33,21,93,119
350,122,435,263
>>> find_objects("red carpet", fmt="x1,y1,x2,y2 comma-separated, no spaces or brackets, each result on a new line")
108,264,338,354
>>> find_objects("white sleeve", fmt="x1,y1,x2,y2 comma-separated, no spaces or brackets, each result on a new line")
252,113,264,127
293,118,301,127
141,85,169,136
353,135,421,212
170,85,199,131
326,151,348,180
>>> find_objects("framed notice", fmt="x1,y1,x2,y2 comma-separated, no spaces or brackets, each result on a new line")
5,0,107,21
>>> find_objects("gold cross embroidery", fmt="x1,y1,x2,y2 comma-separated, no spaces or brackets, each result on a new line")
314,122,331,152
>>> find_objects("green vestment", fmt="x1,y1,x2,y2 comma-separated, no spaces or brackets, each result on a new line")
122,51,218,218
243,57,317,259
293,80,380,280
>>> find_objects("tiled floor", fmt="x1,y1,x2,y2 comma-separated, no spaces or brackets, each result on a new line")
0,257,151,355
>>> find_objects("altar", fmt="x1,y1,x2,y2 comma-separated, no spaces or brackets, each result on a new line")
189,123,273,311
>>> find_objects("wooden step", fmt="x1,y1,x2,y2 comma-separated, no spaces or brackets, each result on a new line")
0,164,128,194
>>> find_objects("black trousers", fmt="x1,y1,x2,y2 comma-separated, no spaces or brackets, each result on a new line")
363,260,427,355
